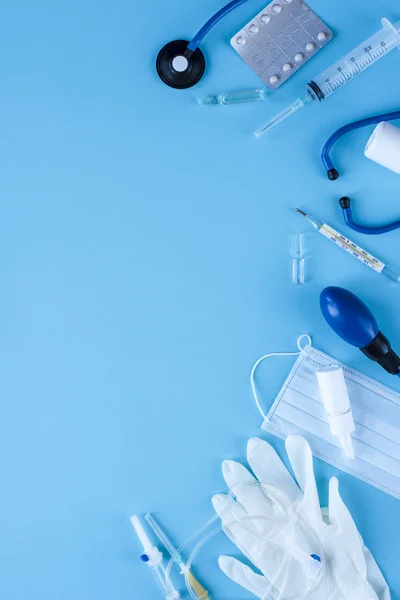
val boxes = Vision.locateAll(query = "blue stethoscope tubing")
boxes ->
[321,110,400,179]
[340,197,400,235]
[156,0,249,89]
[321,109,400,235]
[187,0,249,52]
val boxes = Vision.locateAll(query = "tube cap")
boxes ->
[364,121,400,175]
[317,366,351,414]
[317,367,355,459]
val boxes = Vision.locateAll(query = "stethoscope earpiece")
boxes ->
[156,40,205,89]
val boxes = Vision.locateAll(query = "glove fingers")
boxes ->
[213,494,311,592]
[247,438,301,505]
[212,493,262,565]
[362,546,390,600]
[285,435,322,530]
[218,555,271,598]
[222,460,276,536]
[328,477,366,576]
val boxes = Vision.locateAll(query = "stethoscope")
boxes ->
[321,109,400,234]
[157,4,400,233]
[156,0,249,89]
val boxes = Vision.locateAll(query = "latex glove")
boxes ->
[212,435,390,600]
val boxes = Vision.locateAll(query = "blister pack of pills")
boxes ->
[231,0,332,89]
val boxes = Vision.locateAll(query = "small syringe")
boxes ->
[199,88,267,105]
[255,17,400,136]
[296,208,400,283]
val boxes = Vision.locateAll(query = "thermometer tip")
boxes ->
[295,208,307,217]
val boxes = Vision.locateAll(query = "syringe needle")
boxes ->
[255,96,310,137]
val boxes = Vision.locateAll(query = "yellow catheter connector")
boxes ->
[145,513,209,599]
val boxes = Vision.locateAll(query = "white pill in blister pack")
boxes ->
[231,0,333,90]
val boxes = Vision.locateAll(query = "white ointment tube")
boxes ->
[317,366,355,460]
[364,121,400,174]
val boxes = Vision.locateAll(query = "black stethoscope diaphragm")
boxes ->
[156,0,249,89]
[156,40,205,90]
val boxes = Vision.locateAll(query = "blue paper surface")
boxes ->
[1,0,400,598]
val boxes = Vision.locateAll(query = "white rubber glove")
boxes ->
[212,435,390,600]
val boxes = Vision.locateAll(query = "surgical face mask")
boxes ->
[251,336,400,500]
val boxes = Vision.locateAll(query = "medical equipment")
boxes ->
[340,197,400,235]
[231,0,332,89]
[317,366,355,460]
[365,121,400,174]
[199,88,268,105]
[321,110,400,180]
[255,17,400,137]
[213,435,389,598]
[130,515,180,600]
[292,233,305,285]
[320,286,400,376]
[156,0,249,89]
[252,336,400,501]
[296,208,400,283]
[144,514,209,600]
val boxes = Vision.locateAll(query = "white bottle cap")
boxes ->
[317,367,355,459]
[364,121,400,175]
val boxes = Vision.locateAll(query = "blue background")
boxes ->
[1,0,400,598]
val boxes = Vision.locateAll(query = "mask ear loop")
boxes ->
[250,335,312,420]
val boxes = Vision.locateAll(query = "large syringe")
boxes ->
[255,18,400,137]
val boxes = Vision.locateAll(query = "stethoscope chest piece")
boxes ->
[156,40,205,89]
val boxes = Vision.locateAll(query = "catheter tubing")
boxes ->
[187,0,249,51]
[321,110,400,179]
[340,197,400,235]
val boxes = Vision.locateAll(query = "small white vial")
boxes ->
[294,52,304,62]
[317,31,327,42]
[261,13,271,23]
[249,24,259,34]
[306,42,315,52]
[269,74,279,84]
[272,4,282,13]
[236,36,246,46]
[283,62,292,72]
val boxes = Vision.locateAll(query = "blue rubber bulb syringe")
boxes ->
[320,287,400,376]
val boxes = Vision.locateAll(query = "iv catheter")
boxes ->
[145,514,209,600]
[339,197,400,235]
[156,0,249,89]
[321,286,400,376]
[255,17,400,137]
[296,208,400,283]
[130,515,180,600]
